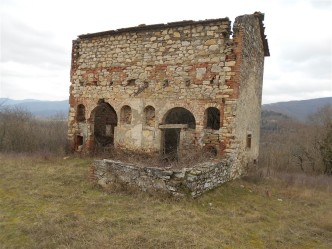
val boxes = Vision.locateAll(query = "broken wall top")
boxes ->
[76,12,269,56]
[78,17,231,39]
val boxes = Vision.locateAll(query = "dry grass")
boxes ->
[96,147,218,169]
[0,153,331,249]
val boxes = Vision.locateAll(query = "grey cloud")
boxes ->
[279,0,331,9]
[280,40,331,79]
[1,14,70,69]
[282,40,330,62]
[263,78,331,96]
[310,0,331,9]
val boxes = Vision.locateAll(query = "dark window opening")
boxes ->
[205,107,220,130]
[204,145,218,157]
[247,134,252,149]
[76,135,83,150]
[127,79,136,86]
[76,104,86,122]
[185,79,191,86]
[120,105,132,124]
[210,75,216,84]
[144,106,155,126]
[163,79,169,87]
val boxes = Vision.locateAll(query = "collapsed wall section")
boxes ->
[228,12,269,177]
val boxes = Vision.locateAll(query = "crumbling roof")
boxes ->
[253,12,270,56]
[77,13,269,57]
[78,18,230,39]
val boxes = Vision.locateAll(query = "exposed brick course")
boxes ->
[69,12,269,195]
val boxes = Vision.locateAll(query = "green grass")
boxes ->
[0,153,331,249]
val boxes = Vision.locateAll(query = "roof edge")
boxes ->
[78,17,230,39]
[253,12,270,57]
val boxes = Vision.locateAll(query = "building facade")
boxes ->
[68,12,269,175]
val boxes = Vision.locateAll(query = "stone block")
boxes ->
[205,39,217,45]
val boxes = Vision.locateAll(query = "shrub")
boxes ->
[0,106,67,155]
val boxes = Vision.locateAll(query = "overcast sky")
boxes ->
[0,0,331,104]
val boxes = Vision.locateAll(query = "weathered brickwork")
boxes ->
[69,12,269,195]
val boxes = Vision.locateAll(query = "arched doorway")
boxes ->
[161,107,196,160]
[91,102,117,147]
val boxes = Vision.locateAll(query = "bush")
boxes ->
[0,106,67,155]
[259,105,332,175]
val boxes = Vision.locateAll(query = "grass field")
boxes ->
[0,153,331,249]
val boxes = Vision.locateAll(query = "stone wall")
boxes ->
[229,13,269,177]
[91,158,234,197]
[68,17,239,155]
[69,13,269,195]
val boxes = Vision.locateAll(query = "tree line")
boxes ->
[1,102,331,175]
[0,105,67,155]
[259,105,332,175]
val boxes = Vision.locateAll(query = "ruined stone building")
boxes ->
[68,12,269,196]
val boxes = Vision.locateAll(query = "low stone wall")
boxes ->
[91,159,233,197]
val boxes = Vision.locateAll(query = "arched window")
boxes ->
[144,106,155,126]
[120,105,132,124]
[76,104,86,122]
[205,107,220,130]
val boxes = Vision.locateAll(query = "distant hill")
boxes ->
[0,98,69,118]
[262,97,332,122]
[1,97,331,121]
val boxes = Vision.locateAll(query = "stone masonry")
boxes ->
[68,12,269,196]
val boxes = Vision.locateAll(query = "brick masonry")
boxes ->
[69,12,269,196]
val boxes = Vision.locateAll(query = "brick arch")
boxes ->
[161,107,197,160]
[162,107,196,129]
[90,102,118,147]
[159,104,198,127]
